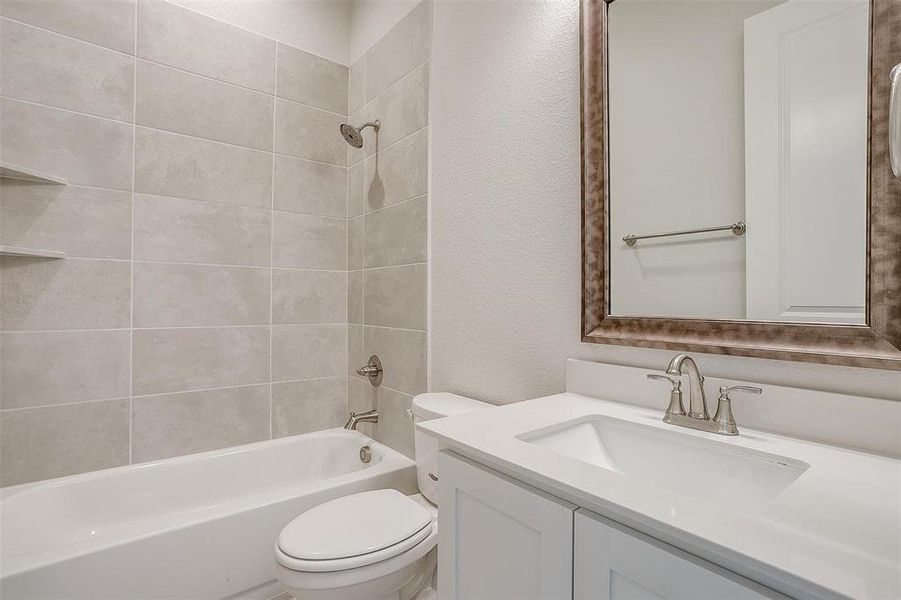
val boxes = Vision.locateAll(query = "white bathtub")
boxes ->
[0,429,417,600]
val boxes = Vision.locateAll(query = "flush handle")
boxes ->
[428,472,438,482]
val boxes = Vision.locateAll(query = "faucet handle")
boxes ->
[719,385,762,399]
[712,385,762,435]
[647,373,685,419]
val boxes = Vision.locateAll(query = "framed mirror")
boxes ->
[581,0,901,369]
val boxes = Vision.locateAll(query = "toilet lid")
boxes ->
[278,489,432,562]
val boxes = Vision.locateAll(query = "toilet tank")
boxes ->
[412,393,492,504]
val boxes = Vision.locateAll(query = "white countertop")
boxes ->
[419,393,901,600]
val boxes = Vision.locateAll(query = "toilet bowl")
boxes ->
[274,393,491,600]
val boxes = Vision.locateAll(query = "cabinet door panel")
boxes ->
[574,509,785,600]
[438,451,576,600]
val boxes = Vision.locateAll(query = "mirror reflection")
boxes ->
[607,0,869,324]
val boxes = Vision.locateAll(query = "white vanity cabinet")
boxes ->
[439,451,786,600]
[574,509,784,600]
[437,452,576,599]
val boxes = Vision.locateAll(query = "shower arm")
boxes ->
[359,120,381,133]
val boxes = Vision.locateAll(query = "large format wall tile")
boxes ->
[1,18,134,121]
[133,193,271,266]
[136,60,273,150]
[276,43,347,114]
[132,384,270,462]
[132,327,270,395]
[372,386,414,457]
[359,63,429,158]
[0,0,135,54]
[0,330,130,410]
[347,158,363,218]
[347,216,363,271]
[0,98,133,190]
[364,0,431,102]
[364,196,427,268]
[0,258,130,330]
[0,399,129,487]
[274,155,346,218]
[134,263,270,327]
[272,377,346,437]
[272,269,346,324]
[348,271,363,324]
[134,128,272,208]
[362,326,427,395]
[361,127,428,212]
[348,59,364,115]
[0,182,131,259]
[364,264,427,330]
[272,212,346,270]
[137,0,275,93]
[271,324,346,382]
[348,324,363,377]
[275,99,346,166]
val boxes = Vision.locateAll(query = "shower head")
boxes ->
[339,120,380,149]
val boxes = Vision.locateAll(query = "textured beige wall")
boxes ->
[0,0,352,487]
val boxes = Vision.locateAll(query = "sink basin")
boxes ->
[519,415,809,510]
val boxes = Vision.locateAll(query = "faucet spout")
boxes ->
[344,409,378,431]
[665,354,708,420]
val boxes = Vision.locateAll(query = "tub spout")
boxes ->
[344,409,378,430]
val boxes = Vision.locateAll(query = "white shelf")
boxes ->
[0,245,67,259]
[0,162,69,185]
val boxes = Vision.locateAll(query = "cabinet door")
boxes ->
[574,509,785,600]
[438,451,576,600]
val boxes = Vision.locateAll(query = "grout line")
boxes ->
[0,15,136,58]
[271,375,347,386]
[1,95,134,126]
[1,323,350,335]
[136,56,273,97]
[270,208,346,221]
[276,94,348,119]
[0,397,130,415]
[272,150,347,168]
[36,256,348,273]
[362,261,428,271]
[361,323,427,334]
[129,5,138,466]
[269,47,277,441]
[132,191,273,213]
[360,192,428,218]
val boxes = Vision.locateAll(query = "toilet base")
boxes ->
[278,547,436,600]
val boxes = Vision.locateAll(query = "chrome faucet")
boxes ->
[647,354,762,436]
[666,354,708,419]
[344,409,378,430]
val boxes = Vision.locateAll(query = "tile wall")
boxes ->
[346,1,431,458]
[0,0,351,486]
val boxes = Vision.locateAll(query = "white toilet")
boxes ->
[274,393,491,600]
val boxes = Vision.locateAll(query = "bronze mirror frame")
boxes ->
[581,0,901,370]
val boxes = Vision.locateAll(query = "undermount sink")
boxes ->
[518,415,809,510]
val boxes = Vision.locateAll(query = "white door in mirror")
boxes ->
[744,0,868,323]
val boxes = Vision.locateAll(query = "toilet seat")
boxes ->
[277,489,435,573]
